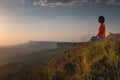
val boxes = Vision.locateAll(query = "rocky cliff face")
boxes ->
[57,42,81,49]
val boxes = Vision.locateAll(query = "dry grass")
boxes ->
[41,33,120,80]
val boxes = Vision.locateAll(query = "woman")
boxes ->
[91,16,106,41]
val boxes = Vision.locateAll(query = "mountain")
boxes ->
[0,41,81,65]
[0,41,57,65]
[0,41,80,80]
[0,33,120,80]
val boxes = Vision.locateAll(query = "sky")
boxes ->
[0,0,120,46]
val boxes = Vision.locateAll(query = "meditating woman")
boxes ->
[91,16,106,41]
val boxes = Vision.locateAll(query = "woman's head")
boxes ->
[98,16,105,23]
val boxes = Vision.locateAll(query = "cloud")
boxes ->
[32,0,89,6]
[0,0,26,7]
[107,0,120,5]
[95,0,120,5]
[107,0,116,4]
[96,0,101,3]
[33,0,120,6]
[22,0,120,7]
[33,0,49,6]
[1,0,120,7]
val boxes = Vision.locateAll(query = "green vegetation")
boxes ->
[0,33,120,80]
[41,33,120,80]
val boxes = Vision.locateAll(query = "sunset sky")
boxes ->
[0,0,120,46]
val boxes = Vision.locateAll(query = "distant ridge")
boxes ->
[0,41,81,65]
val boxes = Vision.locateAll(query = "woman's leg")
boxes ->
[91,37,104,41]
